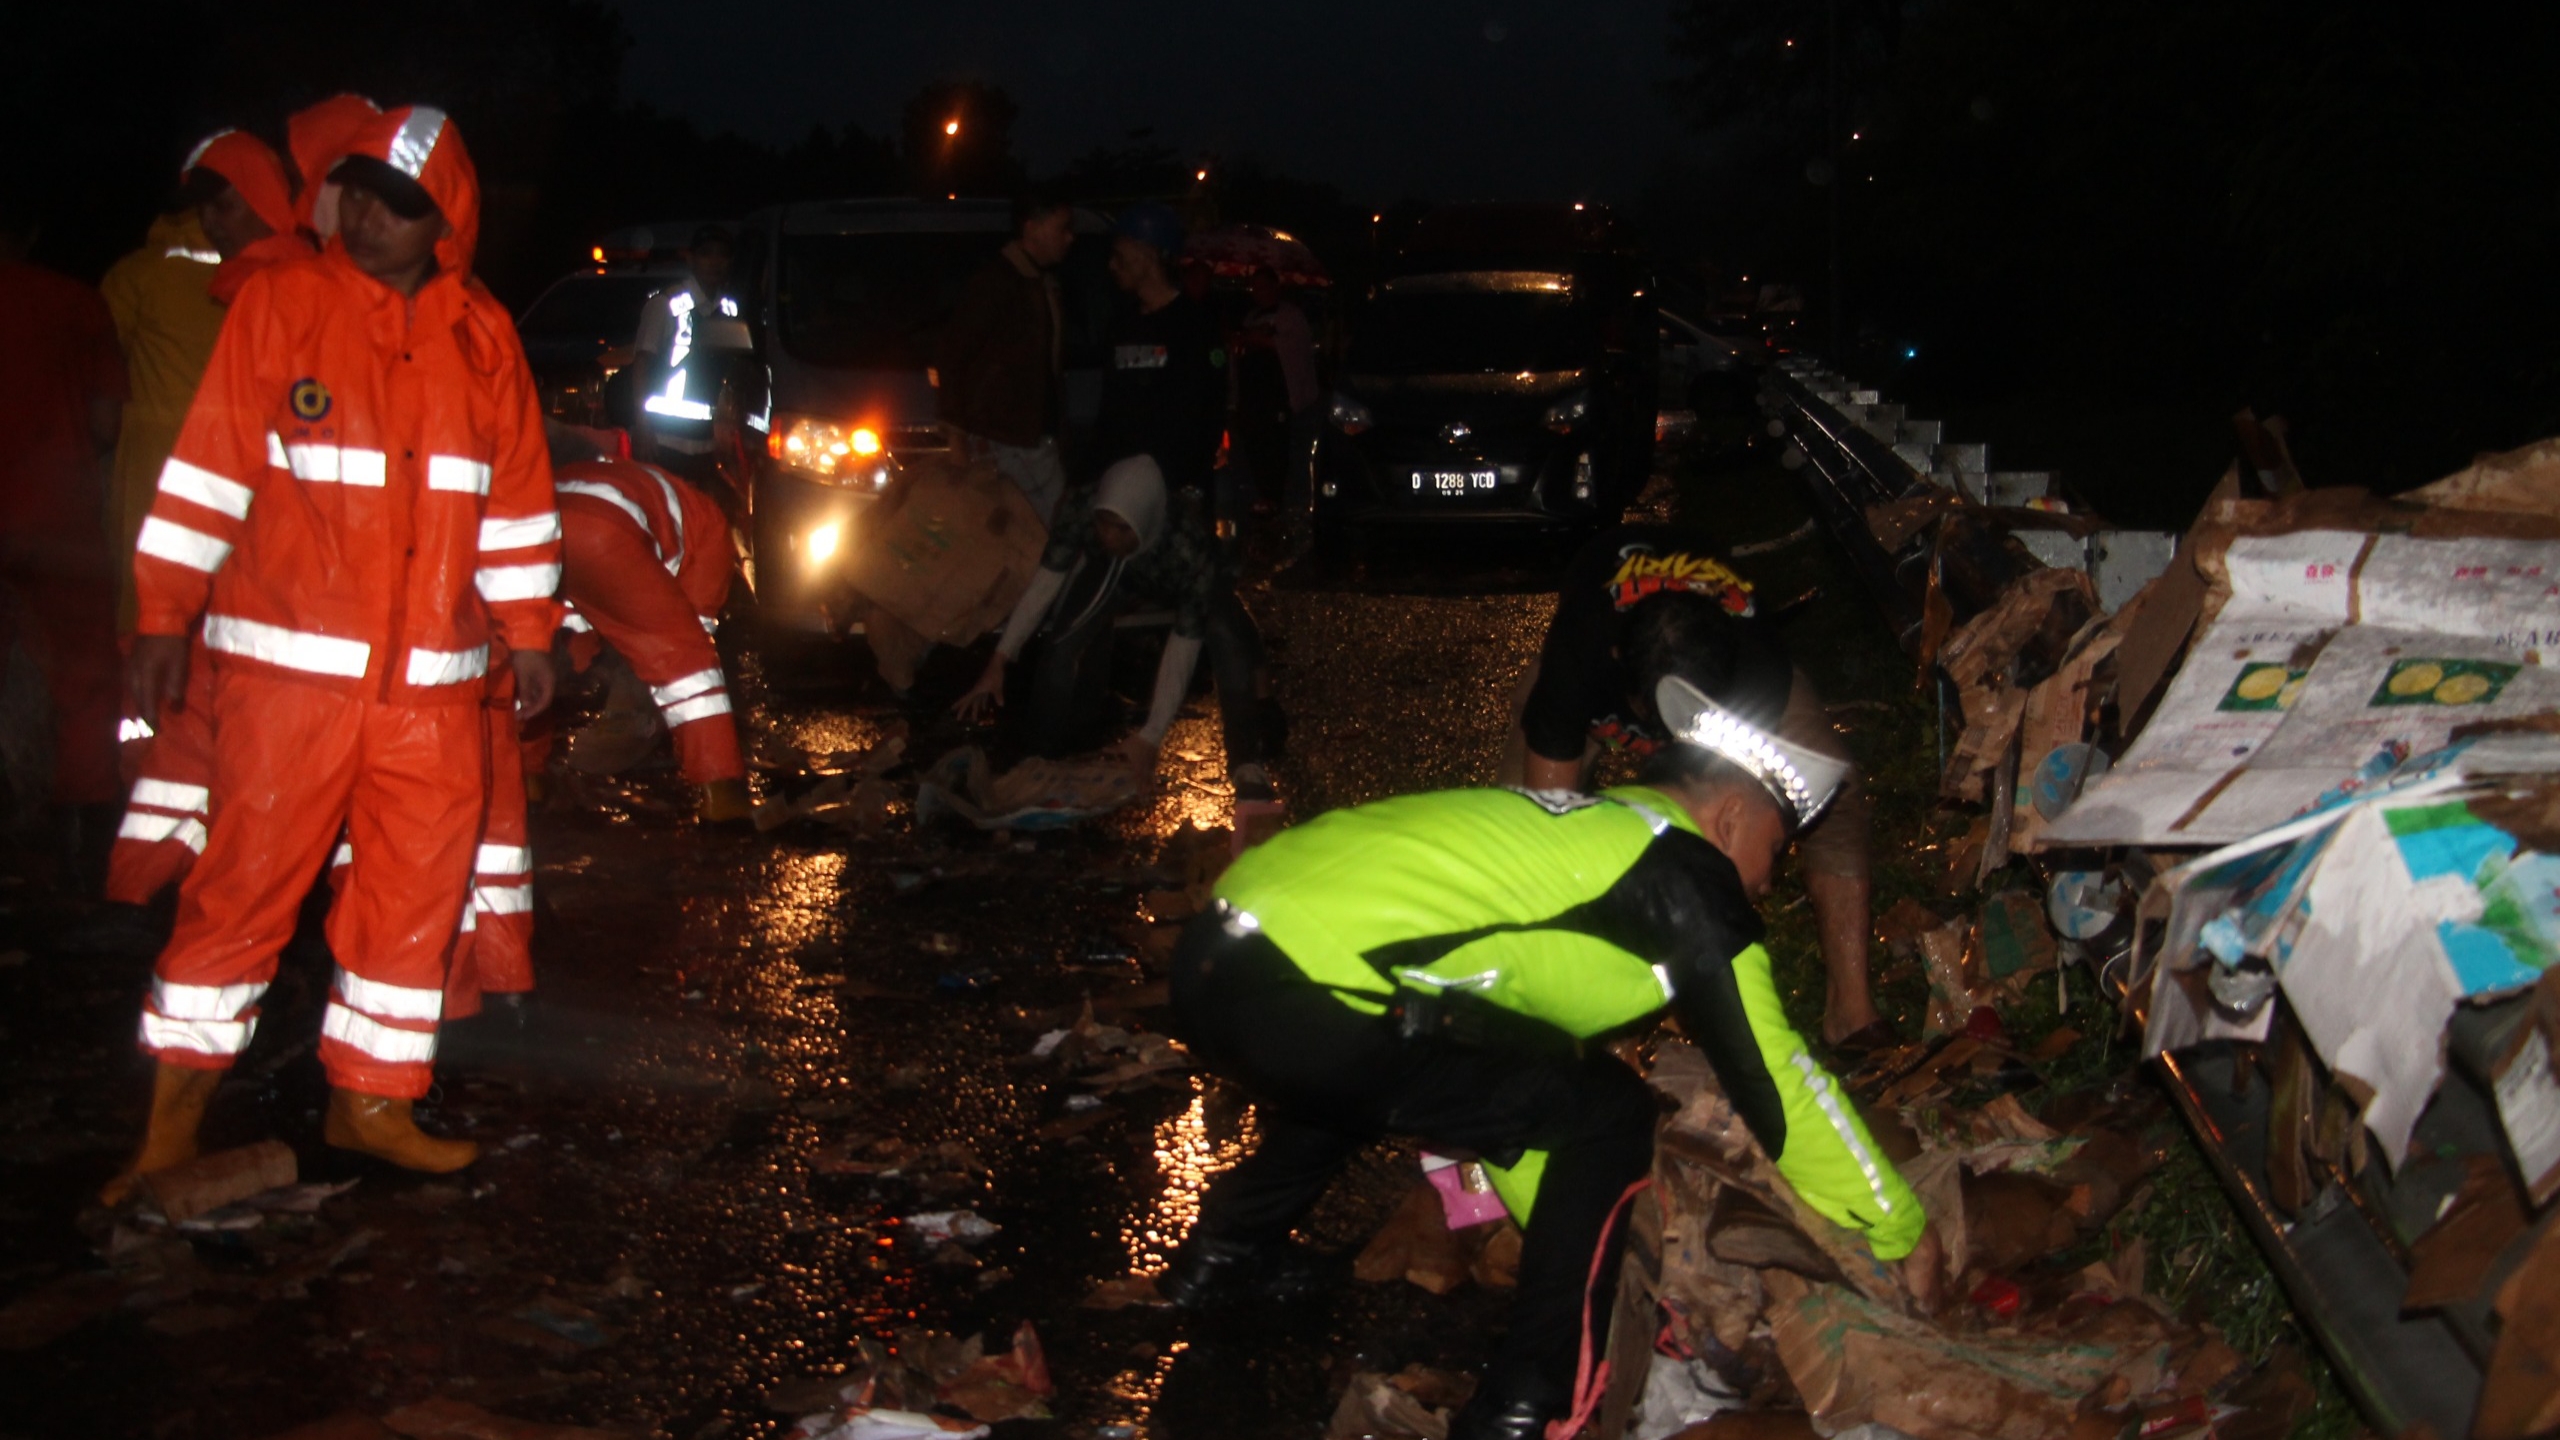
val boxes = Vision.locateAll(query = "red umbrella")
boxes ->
[1184,224,1330,287]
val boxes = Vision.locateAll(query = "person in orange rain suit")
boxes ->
[288,94,383,238]
[536,428,748,822]
[103,104,562,1203]
[0,203,128,867]
[105,133,312,911]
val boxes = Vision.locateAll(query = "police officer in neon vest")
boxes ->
[1163,610,1940,1440]
[632,224,748,485]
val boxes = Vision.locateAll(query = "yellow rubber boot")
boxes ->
[99,1061,224,1206]
[698,777,753,824]
[322,1090,479,1173]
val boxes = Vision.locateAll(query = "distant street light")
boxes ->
[944,119,961,136]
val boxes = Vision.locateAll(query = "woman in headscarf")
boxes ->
[954,455,1279,799]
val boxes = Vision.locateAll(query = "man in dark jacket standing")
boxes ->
[1094,201,1223,497]
[936,188,1074,524]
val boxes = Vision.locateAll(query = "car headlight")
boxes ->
[769,413,890,487]
[1328,392,1373,436]
[805,521,844,567]
[1544,391,1591,434]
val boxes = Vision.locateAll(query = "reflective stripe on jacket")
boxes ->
[551,457,731,626]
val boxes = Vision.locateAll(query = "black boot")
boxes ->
[1450,1396,1565,1440]
[1450,1373,1570,1440]
[1158,1234,1332,1309]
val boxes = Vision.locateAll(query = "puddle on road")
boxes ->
[1121,1077,1259,1276]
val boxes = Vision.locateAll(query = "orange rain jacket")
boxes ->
[132,105,562,701]
[550,456,742,783]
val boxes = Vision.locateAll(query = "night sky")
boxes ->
[610,0,1696,202]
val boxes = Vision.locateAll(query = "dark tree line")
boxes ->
[6,3,1383,318]
[1661,0,2560,515]
[2,3,1032,307]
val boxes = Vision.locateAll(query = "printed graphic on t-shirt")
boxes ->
[1114,345,1170,370]
[1605,544,1756,616]
[1591,714,1667,756]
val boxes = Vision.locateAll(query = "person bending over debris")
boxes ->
[1164,610,1936,1440]
[540,425,749,823]
[952,454,1280,800]
[1502,524,1888,1051]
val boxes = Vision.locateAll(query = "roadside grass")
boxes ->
[1669,441,2363,1440]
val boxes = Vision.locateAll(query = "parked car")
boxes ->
[1311,203,1657,557]
[726,198,1116,631]
[514,262,687,427]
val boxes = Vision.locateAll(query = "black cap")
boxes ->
[328,154,439,222]
[690,223,735,251]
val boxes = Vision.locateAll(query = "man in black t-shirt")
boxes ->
[1093,201,1224,495]
[1500,525,1889,1049]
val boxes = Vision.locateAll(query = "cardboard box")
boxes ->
[844,455,1048,647]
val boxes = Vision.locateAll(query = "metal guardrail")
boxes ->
[1757,357,2180,645]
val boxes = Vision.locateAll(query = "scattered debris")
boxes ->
[1079,1275,1169,1311]
[378,1396,629,1439]
[1323,1365,1476,1440]
[912,747,1141,830]
[903,1211,999,1247]
[782,1323,1053,1438]
[142,1139,298,1223]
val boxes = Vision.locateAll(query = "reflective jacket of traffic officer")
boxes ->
[130,104,561,1099]
[1211,785,1923,1246]
[632,254,742,459]
[1173,752,1923,1432]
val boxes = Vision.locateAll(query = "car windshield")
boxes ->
[517,275,664,345]
[1348,271,1600,375]
[776,231,1007,369]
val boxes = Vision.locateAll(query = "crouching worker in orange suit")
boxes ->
[530,425,748,823]
[103,105,561,1203]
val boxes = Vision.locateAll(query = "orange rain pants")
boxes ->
[140,670,484,1098]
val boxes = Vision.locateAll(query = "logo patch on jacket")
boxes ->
[289,378,333,422]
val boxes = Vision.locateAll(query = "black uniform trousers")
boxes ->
[1168,910,1657,1403]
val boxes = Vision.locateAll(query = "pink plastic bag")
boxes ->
[1421,1152,1509,1229]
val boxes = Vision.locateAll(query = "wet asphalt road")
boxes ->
[0,514,1630,1438]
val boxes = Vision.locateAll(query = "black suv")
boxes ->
[1312,203,1657,552]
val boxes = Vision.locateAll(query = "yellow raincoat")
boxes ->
[100,212,224,630]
